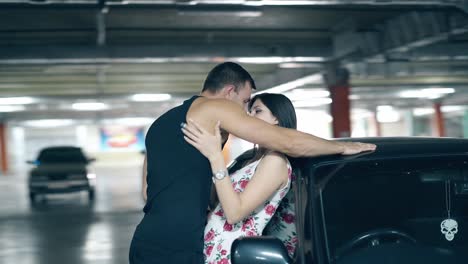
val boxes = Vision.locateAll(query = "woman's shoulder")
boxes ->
[263,150,288,162]
[260,151,290,168]
[257,151,291,186]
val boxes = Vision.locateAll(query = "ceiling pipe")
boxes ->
[340,11,468,76]
[96,0,107,46]
[0,0,459,8]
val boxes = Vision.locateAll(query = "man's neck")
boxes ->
[200,91,224,99]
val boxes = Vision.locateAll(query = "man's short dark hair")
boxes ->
[202,62,256,93]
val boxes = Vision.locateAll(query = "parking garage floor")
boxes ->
[0,166,145,264]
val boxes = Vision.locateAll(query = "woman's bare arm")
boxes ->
[182,119,289,224]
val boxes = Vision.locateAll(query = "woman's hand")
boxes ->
[181,119,223,162]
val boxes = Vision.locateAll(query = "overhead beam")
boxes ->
[384,43,468,62]
[254,67,322,92]
[0,43,331,64]
[333,11,468,61]
[348,60,468,79]
[0,0,463,8]
[351,75,468,86]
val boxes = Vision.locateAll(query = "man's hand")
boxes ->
[339,142,376,155]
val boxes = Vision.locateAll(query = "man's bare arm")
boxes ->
[202,99,375,157]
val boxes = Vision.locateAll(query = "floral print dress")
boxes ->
[264,184,298,258]
[203,156,292,264]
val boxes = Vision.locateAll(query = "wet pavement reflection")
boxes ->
[0,166,145,264]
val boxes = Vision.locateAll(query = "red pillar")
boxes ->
[433,102,446,137]
[0,123,7,174]
[325,67,351,138]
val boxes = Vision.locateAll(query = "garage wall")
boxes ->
[8,124,146,174]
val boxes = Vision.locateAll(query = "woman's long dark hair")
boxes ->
[249,93,297,130]
[247,93,297,163]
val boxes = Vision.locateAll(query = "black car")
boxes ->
[27,146,96,203]
[231,137,468,264]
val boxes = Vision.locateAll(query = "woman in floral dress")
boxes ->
[264,186,298,258]
[182,93,298,263]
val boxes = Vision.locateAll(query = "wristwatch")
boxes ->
[212,169,228,183]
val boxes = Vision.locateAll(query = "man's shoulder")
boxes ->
[193,97,237,113]
[188,97,245,126]
[199,97,232,106]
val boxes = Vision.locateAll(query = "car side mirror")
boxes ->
[231,236,291,264]
[87,158,96,163]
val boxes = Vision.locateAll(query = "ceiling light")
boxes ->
[0,105,25,112]
[257,73,323,94]
[442,106,465,112]
[399,88,455,99]
[0,97,35,105]
[102,117,155,126]
[426,94,443,100]
[131,93,172,102]
[285,89,330,101]
[424,88,455,94]
[237,57,287,64]
[245,0,323,6]
[236,57,325,64]
[413,108,435,116]
[22,119,74,128]
[377,105,394,111]
[279,62,320,69]
[399,90,424,98]
[292,98,332,108]
[72,102,108,111]
[177,5,262,17]
[179,10,262,17]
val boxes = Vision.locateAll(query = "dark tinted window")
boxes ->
[315,155,468,259]
[38,147,87,164]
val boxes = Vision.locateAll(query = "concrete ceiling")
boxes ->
[1,0,468,121]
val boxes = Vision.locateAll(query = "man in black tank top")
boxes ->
[129,62,376,264]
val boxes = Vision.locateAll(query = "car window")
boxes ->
[315,155,468,261]
[37,148,88,164]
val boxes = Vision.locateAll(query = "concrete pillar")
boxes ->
[372,109,382,137]
[324,66,351,138]
[404,110,415,136]
[463,110,468,138]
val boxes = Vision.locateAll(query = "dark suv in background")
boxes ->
[27,146,96,203]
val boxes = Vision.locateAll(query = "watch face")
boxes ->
[214,170,227,180]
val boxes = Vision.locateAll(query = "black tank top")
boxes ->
[133,96,212,251]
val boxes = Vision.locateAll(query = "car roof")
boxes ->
[39,146,82,152]
[296,137,468,168]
